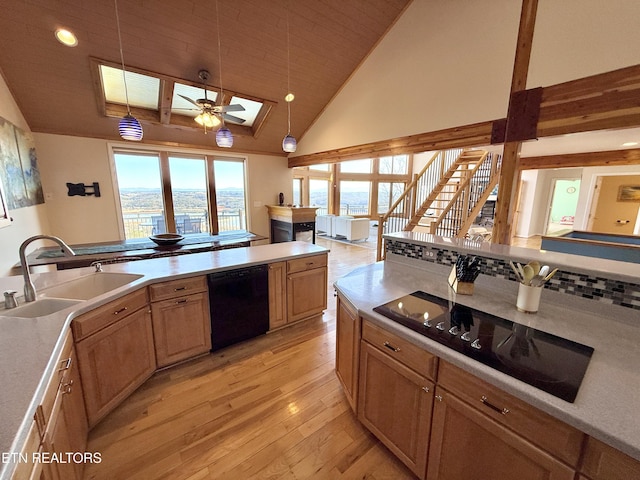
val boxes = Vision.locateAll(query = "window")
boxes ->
[309,164,330,171]
[310,179,330,215]
[341,159,372,173]
[292,178,303,206]
[168,156,208,235]
[214,159,247,232]
[340,181,370,216]
[378,182,405,214]
[113,149,247,239]
[379,155,409,174]
[113,152,166,238]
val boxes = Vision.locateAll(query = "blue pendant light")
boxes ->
[282,6,297,153]
[214,0,233,149]
[114,0,143,141]
[215,126,233,148]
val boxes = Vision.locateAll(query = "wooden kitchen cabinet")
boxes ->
[151,276,211,368]
[268,261,287,330]
[580,436,640,480]
[74,289,155,427]
[358,326,435,479]
[286,254,327,323]
[427,387,575,480]
[335,294,360,412]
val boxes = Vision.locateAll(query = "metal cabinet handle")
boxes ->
[174,286,187,291]
[435,395,443,402]
[176,299,188,304]
[58,357,72,372]
[383,341,401,352]
[422,386,430,393]
[114,306,128,315]
[481,396,510,415]
[62,380,74,394]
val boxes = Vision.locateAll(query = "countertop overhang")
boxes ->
[0,241,327,479]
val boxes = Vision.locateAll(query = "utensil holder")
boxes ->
[448,266,474,295]
[516,283,542,313]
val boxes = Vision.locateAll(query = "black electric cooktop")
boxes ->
[373,291,594,403]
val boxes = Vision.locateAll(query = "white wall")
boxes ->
[295,0,640,158]
[32,134,291,246]
[527,0,640,88]
[0,73,51,276]
[294,0,521,156]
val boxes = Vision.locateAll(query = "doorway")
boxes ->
[545,179,581,235]
[588,175,640,235]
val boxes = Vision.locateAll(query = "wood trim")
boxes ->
[159,79,174,125]
[520,148,640,170]
[288,120,496,167]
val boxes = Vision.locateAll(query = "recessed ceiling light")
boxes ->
[55,28,78,47]
[622,142,638,147]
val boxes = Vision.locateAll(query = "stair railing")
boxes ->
[429,152,501,237]
[376,148,462,261]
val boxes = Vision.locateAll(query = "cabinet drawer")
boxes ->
[362,320,437,381]
[287,254,327,274]
[72,288,148,341]
[34,330,74,438]
[438,360,584,467]
[581,436,640,480]
[149,275,207,302]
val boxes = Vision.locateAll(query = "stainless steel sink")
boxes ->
[0,298,82,318]
[37,272,144,300]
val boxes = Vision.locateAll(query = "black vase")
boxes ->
[278,192,284,206]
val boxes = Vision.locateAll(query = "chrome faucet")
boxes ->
[19,235,75,302]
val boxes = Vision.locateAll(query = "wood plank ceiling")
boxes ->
[0,0,410,156]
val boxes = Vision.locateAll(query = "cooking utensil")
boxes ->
[544,268,558,282]
[516,262,526,281]
[522,264,534,286]
[528,260,541,276]
[538,265,549,278]
[509,261,523,283]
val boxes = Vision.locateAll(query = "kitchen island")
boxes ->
[334,231,640,479]
[0,241,327,480]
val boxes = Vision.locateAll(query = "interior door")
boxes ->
[589,175,640,234]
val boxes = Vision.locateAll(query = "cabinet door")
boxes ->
[59,346,88,480]
[151,291,211,367]
[286,267,327,322]
[580,436,640,480]
[268,261,287,330]
[358,341,433,479]
[335,295,360,412]
[76,307,156,427]
[427,388,575,480]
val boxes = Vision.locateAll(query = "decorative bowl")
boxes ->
[149,234,184,246]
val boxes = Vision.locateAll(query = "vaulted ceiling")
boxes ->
[0,0,410,155]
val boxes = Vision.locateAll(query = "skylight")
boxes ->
[100,65,159,109]
[94,59,274,137]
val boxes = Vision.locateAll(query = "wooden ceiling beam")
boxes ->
[288,120,496,167]
[520,148,640,170]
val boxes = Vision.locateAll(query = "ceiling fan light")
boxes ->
[195,112,220,128]
[282,134,297,153]
[216,127,233,148]
[119,114,143,141]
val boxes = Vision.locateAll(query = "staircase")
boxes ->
[376,148,502,260]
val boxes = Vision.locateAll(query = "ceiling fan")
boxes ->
[177,70,245,130]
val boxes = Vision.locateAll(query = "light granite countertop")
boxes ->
[0,241,328,480]
[334,252,640,462]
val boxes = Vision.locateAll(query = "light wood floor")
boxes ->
[83,239,416,480]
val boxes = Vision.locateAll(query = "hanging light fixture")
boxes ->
[114,0,143,141]
[214,0,233,148]
[282,5,297,153]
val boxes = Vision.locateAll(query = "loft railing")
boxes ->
[376,148,462,261]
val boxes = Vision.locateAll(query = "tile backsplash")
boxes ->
[386,239,640,311]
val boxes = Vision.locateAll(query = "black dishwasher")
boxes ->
[207,265,270,351]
